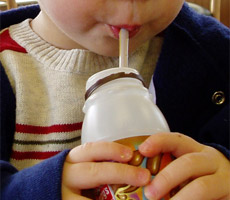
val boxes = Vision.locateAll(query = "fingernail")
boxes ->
[144,186,157,200]
[139,143,151,153]
[140,136,155,153]
[120,148,133,160]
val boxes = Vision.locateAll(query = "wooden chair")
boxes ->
[210,0,221,20]
[187,0,221,20]
[0,0,17,9]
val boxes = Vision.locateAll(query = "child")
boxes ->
[0,0,229,199]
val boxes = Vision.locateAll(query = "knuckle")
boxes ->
[180,154,195,166]
[88,162,100,177]
[120,164,141,185]
[179,154,196,172]
[173,132,184,137]
[157,169,172,187]
[121,163,134,177]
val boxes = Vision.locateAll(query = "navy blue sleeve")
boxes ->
[200,105,230,159]
[1,150,70,200]
[0,4,40,30]
[0,63,15,161]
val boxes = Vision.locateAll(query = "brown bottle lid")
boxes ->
[85,72,147,100]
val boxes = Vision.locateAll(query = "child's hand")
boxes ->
[62,141,151,200]
[139,132,230,200]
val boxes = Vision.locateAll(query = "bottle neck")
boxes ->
[85,72,147,100]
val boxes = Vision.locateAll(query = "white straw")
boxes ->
[119,29,129,68]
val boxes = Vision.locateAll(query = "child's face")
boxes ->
[37,0,184,56]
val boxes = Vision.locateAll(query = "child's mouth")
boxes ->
[109,25,141,39]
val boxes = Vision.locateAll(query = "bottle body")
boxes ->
[82,68,170,143]
[81,68,172,200]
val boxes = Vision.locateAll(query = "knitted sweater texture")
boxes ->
[1,18,162,170]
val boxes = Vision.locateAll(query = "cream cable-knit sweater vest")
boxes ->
[0,19,163,170]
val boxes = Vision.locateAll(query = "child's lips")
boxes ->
[109,25,141,39]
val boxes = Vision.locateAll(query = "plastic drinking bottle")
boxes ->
[81,67,175,200]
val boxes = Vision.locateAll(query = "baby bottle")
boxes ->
[81,67,174,200]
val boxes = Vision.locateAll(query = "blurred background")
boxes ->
[187,0,229,27]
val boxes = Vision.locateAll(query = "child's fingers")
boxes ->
[63,161,151,189]
[139,132,204,158]
[141,134,230,200]
[66,141,133,163]
[144,151,217,199]
[170,174,229,200]
[63,142,150,198]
